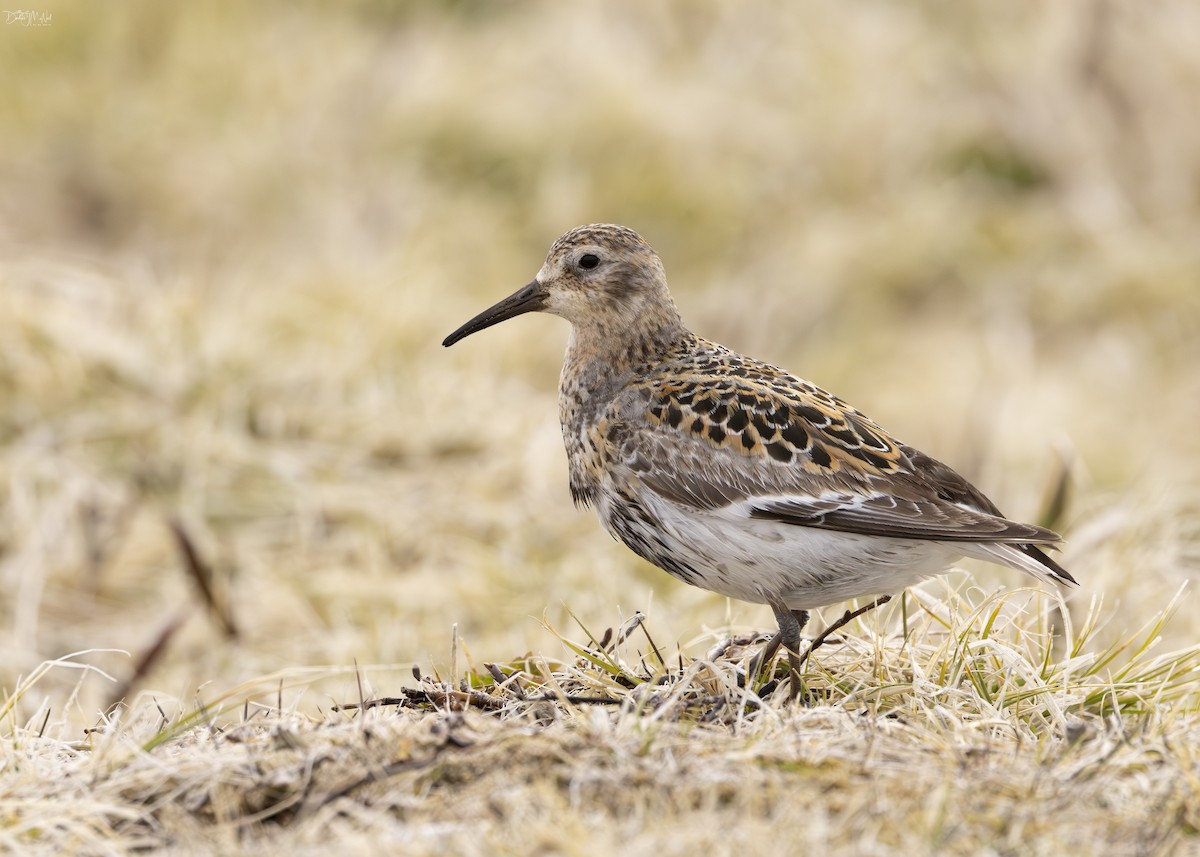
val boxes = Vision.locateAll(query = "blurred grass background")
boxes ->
[1,0,1199,724]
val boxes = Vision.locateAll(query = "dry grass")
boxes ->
[2,1,1200,853]
[4,587,1200,855]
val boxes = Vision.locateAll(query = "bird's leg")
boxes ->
[750,602,809,699]
[743,596,892,694]
[796,594,893,671]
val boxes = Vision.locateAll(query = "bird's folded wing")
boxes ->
[606,378,1061,546]
[744,494,1060,544]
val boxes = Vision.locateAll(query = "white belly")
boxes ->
[600,488,965,610]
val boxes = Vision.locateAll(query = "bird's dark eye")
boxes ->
[579,254,600,270]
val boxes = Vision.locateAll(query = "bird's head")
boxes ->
[442,224,681,348]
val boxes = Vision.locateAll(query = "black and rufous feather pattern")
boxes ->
[599,336,1065,548]
[637,339,901,474]
[445,223,1075,621]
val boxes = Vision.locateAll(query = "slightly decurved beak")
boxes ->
[442,280,548,347]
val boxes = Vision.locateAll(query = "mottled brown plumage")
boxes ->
[444,224,1075,694]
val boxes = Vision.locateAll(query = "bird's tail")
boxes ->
[961,541,1077,587]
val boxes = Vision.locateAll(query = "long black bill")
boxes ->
[442,280,548,347]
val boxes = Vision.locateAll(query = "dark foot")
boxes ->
[762,602,809,700]
[744,594,895,698]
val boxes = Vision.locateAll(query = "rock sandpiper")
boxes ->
[443,224,1075,693]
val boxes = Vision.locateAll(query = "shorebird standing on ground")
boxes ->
[443,224,1075,696]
